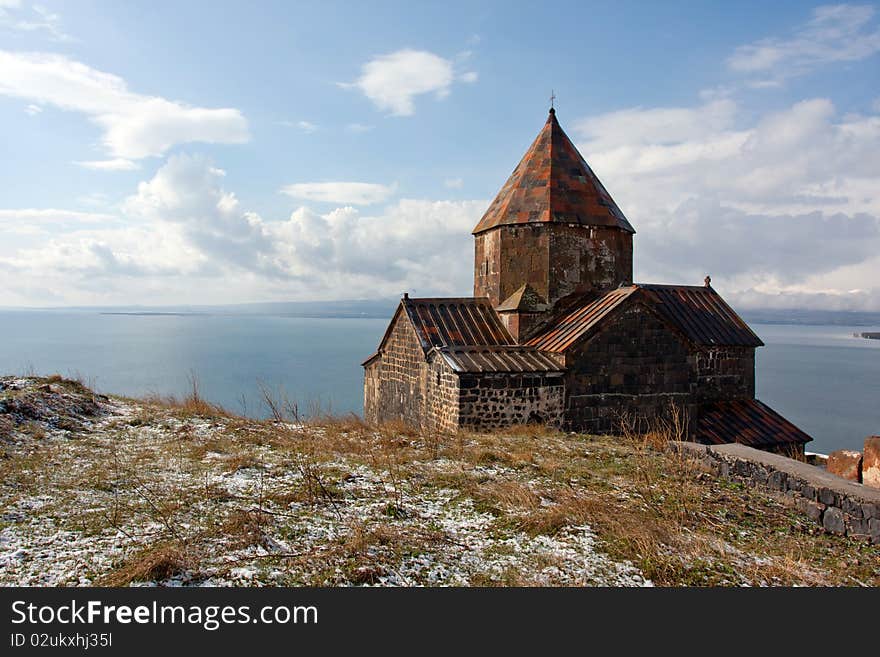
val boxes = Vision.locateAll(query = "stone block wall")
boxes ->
[558,303,757,436]
[562,304,696,434]
[673,441,880,544]
[423,356,460,433]
[474,224,632,308]
[363,313,427,428]
[694,346,755,400]
[547,224,632,303]
[458,372,564,430]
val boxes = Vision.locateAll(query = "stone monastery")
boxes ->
[363,108,812,454]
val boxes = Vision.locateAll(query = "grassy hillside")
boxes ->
[1,375,877,586]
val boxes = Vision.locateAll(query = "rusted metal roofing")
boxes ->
[639,284,763,348]
[437,346,564,374]
[697,399,812,447]
[402,297,514,351]
[527,283,762,353]
[472,109,634,235]
[526,286,637,352]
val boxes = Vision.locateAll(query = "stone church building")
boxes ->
[363,108,812,454]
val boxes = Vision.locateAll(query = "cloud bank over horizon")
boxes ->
[1,3,879,312]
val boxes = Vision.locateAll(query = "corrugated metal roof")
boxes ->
[697,399,812,447]
[403,297,514,351]
[639,284,763,348]
[437,346,564,374]
[526,283,762,353]
[472,109,634,235]
[526,286,637,352]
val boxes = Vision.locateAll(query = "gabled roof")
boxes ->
[472,108,635,235]
[525,286,637,352]
[496,283,550,313]
[435,346,564,374]
[638,284,763,348]
[526,284,763,353]
[369,296,513,362]
[402,297,513,351]
[366,296,563,373]
[697,399,812,447]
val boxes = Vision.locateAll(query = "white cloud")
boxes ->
[727,4,880,80]
[572,96,880,309]
[344,49,457,116]
[24,103,41,115]
[444,177,464,189]
[345,122,373,133]
[76,193,111,207]
[0,51,249,159]
[0,3,72,41]
[280,182,396,205]
[279,120,318,133]
[0,208,116,224]
[269,198,485,298]
[0,154,486,305]
[459,71,478,83]
[73,158,139,171]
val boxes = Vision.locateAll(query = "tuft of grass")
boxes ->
[98,543,191,587]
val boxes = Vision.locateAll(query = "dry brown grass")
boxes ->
[5,377,878,587]
[142,373,231,420]
[98,543,191,587]
[221,509,269,549]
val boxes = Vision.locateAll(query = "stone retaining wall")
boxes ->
[672,441,880,544]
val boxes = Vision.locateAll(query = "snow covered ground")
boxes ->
[0,377,650,587]
[2,376,876,587]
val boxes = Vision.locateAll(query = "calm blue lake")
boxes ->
[0,311,877,454]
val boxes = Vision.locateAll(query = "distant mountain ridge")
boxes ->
[740,308,880,327]
[3,300,880,326]
[4,298,401,319]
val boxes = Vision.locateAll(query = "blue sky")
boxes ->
[1,1,879,309]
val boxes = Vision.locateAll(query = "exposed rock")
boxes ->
[822,507,846,535]
[863,436,880,489]
[827,449,862,482]
[0,414,13,441]
[0,376,107,435]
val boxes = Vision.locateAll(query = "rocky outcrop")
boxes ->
[0,376,108,439]
[827,449,863,482]
[864,437,880,489]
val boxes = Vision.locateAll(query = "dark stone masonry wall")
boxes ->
[474,224,633,308]
[559,304,757,435]
[474,225,549,307]
[694,346,755,400]
[458,373,564,430]
[562,304,696,434]
[675,441,880,544]
[547,224,632,303]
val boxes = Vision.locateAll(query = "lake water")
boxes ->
[0,311,877,454]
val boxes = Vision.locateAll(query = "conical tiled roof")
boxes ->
[472,108,634,235]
